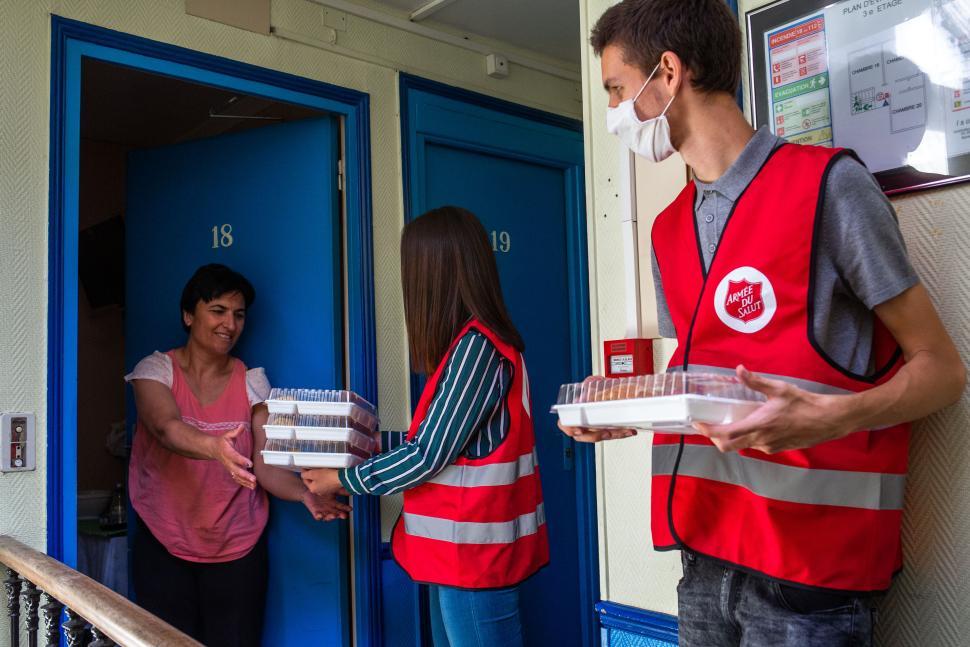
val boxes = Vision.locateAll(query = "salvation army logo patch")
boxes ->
[713,266,777,333]
[724,280,763,323]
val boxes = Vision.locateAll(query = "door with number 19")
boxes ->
[400,77,595,647]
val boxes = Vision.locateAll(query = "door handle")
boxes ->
[562,436,575,471]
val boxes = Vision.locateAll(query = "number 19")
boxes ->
[490,230,511,253]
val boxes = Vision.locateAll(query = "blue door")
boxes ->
[401,77,595,647]
[125,118,349,645]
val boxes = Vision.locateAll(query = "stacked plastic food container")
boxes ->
[261,388,379,469]
[552,373,764,433]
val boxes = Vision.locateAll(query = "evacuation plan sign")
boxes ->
[757,0,970,184]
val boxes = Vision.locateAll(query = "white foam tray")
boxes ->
[261,450,366,470]
[265,400,378,429]
[263,423,378,447]
[553,394,761,434]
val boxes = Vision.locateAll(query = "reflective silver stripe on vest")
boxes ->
[403,503,546,544]
[428,450,538,488]
[653,444,905,511]
[668,364,853,396]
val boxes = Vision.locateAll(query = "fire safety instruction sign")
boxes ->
[761,0,970,175]
[767,15,833,146]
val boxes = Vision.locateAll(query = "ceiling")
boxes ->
[370,0,582,64]
[80,0,583,147]
[81,59,324,148]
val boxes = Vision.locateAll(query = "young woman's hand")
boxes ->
[556,375,637,443]
[301,467,350,497]
[558,421,637,443]
[301,489,353,521]
[207,424,257,489]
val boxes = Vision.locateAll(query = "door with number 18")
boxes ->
[125,117,350,646]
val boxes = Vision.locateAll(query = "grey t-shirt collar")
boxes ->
[693,126,781,209]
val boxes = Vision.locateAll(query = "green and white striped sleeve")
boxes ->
[338,330,511,496]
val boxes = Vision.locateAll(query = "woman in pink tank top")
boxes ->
[126,264,350,647]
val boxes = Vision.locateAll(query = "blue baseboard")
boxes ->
[596,601,678,646]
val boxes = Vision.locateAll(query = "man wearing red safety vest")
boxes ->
[560,1,966,645]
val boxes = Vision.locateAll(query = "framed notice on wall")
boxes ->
[747,0,970,194]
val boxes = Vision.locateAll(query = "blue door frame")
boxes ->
[399,74,599,646]
[48,16,383,645]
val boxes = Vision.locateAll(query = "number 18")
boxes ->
[212,224,234,249]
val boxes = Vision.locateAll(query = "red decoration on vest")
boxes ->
[651,143,910,592]
[391,320,549,588]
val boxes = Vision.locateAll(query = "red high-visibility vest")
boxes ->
[651,143,909,592]
[392,320,549,588]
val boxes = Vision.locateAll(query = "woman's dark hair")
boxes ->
[401,206,524,374]
[179,264,255,332]
[590,0,742,95]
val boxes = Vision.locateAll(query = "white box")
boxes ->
[553,395,762,434]
[261,451,366,470]
[552,373,764,434]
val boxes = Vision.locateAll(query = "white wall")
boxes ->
[579,0,683,615]
[0,0,55,557]
[0,0,579,641]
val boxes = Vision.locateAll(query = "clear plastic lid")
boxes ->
[267,388,376,414]
[263,437,373,460]
[266,413,373,435]
[555,373,766,406]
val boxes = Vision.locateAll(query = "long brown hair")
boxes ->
[401,206,524,374]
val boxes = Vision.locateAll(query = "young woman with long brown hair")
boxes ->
[302,206,548,646]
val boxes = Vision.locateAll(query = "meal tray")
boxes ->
[264,413,378,445]
[261,452,365,470]
[261,437,375,471]
[265,388,378,430]
[552,373,764,434]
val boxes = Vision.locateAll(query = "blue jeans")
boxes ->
[428,584,524,647]
[677,551,878,646]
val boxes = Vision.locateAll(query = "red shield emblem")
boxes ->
[723,279,764,323]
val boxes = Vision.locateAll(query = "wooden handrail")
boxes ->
[0,535,203,647]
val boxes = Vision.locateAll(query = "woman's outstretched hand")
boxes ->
[302,489,353,521]
[301,467,350,498]
[208,424,257,490]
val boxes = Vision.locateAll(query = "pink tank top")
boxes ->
[129,350,269,563]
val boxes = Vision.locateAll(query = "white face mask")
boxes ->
[606,63,677,163]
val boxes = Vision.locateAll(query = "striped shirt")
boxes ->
[339,331,513,496]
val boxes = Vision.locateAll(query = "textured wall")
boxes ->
[875,190,970,646]
[0,4,54,645]
[0,0,580,641]
[0,0,55,552]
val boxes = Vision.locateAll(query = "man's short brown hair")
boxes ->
[590,0,742,94]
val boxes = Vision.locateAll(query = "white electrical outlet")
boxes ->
[1,412,35,472]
